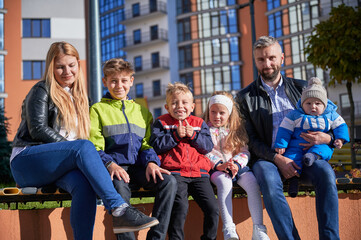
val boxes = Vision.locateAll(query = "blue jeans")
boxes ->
[252,159,339,240]
[11,140,126,240]
[114,166,177,240]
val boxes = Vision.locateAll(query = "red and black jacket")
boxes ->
[150,114,214,177]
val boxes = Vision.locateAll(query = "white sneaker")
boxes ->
[223,226,239,240]
[252,224,270,240]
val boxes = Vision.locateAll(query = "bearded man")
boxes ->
[236,36,339,240]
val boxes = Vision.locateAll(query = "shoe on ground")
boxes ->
[303,152,319,166]
[113,206,159,234]
[288,177,299,198]
[252,224,270,240]
[223,226,239,240]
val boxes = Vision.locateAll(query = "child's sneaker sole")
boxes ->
[113,219,159,234]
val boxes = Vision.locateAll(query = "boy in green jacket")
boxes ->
[89,58,177,240]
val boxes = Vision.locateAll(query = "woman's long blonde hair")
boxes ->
[44,42,90,139]
[203,91,248,156]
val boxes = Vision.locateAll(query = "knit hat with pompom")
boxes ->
[301,77,327,107]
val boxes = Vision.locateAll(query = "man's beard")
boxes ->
[259,66,281,82]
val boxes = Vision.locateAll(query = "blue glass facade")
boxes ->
[176,0,242,110]
[265,0,360,81]
[99,0,126,63]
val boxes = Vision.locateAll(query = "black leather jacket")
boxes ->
[12,80,66,147]
[236,75,307,166]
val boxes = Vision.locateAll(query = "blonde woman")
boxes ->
[10,42,158,240]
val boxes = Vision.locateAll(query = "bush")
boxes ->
[0,106,13,184]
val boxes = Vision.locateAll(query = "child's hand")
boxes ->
[184,119,194,138]
[177,120,186,138]
[107,163,130,183]
[275,148,285,154]
[226,161,239,179]
[216,162,228,172]
[334,139,344,149]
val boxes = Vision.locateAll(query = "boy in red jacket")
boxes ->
[150,82,219,240]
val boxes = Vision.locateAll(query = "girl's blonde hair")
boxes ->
[203,91,248,156]
[44,41,90,139]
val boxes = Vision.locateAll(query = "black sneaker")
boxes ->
[113,207,159,234]
[288,177,299,198]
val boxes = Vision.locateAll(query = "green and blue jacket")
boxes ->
[89,92,160,167]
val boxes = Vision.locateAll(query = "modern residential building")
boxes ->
[4,0,87,140]
[3,0,361,141]
[266,0,361,138]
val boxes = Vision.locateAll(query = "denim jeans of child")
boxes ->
[11,140,126,240]
[252,159,339,240]
[113,165,177,240]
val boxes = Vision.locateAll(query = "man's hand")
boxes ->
[184,119,194,138]
[146,162,171,183]
[299,131,331,150]
[274,154,301,179]
[177,120,186,138]
[107,163,130,183]
[275,148,285,154]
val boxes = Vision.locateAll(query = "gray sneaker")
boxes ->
[113,207,159,234]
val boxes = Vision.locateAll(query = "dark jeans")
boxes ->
[253,159,339,240]
[114,165,177,240]
[168,175,219,240]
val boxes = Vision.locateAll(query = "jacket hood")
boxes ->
[296,99,337,115]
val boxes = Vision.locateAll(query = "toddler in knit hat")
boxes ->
[274,77,350,197]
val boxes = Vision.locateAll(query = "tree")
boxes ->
[304,4,361,168]
[0,106,13,183]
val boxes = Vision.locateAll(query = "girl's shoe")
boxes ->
[252,224,270,240]
[223,226,239,240]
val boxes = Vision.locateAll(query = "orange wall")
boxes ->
[1,194,360,239]
[238,0,268,88]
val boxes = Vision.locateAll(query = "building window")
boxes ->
[150,25,158,40]
[177,18,191,42]
[180,72,193,93]
[153,80,161,97]
[150,0,157,12]
[134,56,142,71]
[135,83,143,98]
[133,29,141,44]
[132,3,140,17]
[179,45,192,69]
[23,60,46,80]
[153,107,162,120]
[22,19,50,38]
[151,52,160,68]
[176,0,191,15]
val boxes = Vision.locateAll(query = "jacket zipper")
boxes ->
[122,100,134,163]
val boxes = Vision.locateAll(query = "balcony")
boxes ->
[134,56,169,76]
[123,29,168,51]
[121,1,167,24]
